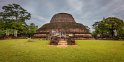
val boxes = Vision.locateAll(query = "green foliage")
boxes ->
[0,39,124,62]
[0,4,36,37]
[93,17,124,39]
[2,4,31,22]
[27,23,38,37]
[0,30,5,35]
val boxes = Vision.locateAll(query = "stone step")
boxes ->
[58,42,67,43]
[57,45,68,48]
[59,40,66,42]
[58,40,67,45]
[58,42,67,44]
[58,43,67,45]
[59,41,66,42]
[59,41,66,43]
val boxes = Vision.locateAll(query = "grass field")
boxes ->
[0,39,124,62]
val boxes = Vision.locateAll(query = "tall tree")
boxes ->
[0,4,31,37]
[2,4,31,22]
[92,17,124,39]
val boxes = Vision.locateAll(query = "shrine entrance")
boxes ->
[49,30,75,45]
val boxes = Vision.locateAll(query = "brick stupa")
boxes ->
[34,13,92,39]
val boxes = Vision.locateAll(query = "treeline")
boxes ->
[0,4,37,39]
[92,17,124,40]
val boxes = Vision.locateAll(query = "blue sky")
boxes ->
[0,0,124,31]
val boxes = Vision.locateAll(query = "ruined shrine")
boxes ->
[34,13,92,40]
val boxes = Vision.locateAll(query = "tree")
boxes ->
[2,4,31,22]
[27,23,38,38]
[0,4,31,37]
[92,17,124,39]
[0,17,5,36]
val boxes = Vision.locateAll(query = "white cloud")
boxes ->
[67,0,83,11]
[32,15,49,22]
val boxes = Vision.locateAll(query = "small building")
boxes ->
[34,13,92,39]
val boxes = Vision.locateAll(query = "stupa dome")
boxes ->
[50,13,76,23]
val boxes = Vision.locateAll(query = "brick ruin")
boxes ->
[34,13,92,40]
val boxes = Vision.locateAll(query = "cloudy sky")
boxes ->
[0,0,124,31]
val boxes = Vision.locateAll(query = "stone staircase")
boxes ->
[57,40,68,48]
[58,40,67,45]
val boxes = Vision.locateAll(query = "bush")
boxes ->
[27,38,34,42]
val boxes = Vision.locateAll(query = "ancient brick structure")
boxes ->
[34,13,92,39]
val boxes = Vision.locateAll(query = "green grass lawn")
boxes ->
[0,39,124,62]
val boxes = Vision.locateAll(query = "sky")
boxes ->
[0,0,124,31]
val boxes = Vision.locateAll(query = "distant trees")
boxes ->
[92,17,124,39]
[0,4,37,38]
[27,23,38,38]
